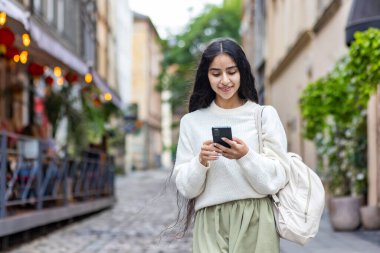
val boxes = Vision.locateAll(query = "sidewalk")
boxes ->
[280,212,380,253]
[5,169,380,253]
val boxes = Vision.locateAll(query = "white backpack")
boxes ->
[255,106,325,245]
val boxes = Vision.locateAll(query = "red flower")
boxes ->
[93,97,102,107]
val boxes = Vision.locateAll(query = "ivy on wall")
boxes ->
[300,28,380,197]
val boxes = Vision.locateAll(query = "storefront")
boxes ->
[0,0,122,140]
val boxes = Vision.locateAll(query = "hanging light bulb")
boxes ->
[85,73,92,83]
[19,51,28,64]
[0,12,6,26]
[104,92,112,101]
[54,66,62,77]
[22,33,31,47]
[13,54,20,63]
[57,77,64,86]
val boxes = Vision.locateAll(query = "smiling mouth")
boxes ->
[220,86,232,93]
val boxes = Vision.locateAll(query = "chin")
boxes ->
[218,94,235,101]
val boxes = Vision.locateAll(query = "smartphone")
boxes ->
[212,127,232,148]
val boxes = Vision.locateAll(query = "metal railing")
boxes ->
[0,130,115,219]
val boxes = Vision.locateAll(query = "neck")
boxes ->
[215,97,244,109]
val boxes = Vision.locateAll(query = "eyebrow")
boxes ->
[209,66,238,71]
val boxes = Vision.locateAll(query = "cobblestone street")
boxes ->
[5,170,380,253]
[6,170,192,253]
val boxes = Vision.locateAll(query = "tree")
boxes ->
[157,0,242,113]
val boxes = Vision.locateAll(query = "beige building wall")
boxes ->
[241,0,255,67]
[262,0,352,169]
[96,0,108,78]
[128,13,162,170]
[106,0,118,91]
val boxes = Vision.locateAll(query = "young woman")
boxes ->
[172,38,290,253]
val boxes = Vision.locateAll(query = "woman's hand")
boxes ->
[199,140,221,167]
[214,137,248,160]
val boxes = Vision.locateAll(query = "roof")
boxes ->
[133,11,160,40]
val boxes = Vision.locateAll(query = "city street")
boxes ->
[6,170,380,253]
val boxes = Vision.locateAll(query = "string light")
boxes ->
[19,51,28,64]
[22,33,31,47]
[57,77,64,86]
[85,73,92,83]
[13,54,20,63]
[104,92,112,101]
[54,66,62,77]
[0,12,6,26]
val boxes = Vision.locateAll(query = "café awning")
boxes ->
[0,0,123,109]
[346,0,380,45]
[0,0,29,28]
[29,19,88,76]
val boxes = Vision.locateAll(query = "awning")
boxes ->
[92,70,123,109]
[0,0,123,110]
[0,0,29,28]
[29,19,88,76]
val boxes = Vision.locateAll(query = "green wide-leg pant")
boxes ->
[193,198,279,253]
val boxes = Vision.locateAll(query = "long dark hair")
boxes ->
[189,38,258,112]
[173,38,258,235]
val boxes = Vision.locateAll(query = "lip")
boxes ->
[220,86,232,93]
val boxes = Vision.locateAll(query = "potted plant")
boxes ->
[300,29,380,231]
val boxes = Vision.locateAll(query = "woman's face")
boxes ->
[208,53,241,105]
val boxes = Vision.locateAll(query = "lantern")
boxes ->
[0,27,15,46]
[5,47,19,59]
[27,63,44,77]
[64,71,79,83]
[45,76,54,86]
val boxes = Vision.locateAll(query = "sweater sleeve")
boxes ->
[236,106,290,195]
[173,116,209,199]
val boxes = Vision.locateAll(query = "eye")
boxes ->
[227,68,238,75]
[210,71,220,77]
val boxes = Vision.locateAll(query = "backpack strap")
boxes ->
[255,105,265,154]
[255,105,281,206]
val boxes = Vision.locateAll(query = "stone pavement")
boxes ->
[5,170,380,253]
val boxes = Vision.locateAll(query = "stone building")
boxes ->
[242,0,380,206]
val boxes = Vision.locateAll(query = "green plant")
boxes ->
[44,85,88,154]
[300,28,380,197]
[156,0,242,112]
[44,84,121,156]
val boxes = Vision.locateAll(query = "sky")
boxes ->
[129,0,223,39]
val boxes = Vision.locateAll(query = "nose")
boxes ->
[220,72,230,85]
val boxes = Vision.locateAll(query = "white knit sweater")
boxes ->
[173,100,291,211]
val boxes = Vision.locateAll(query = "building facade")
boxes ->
[96,0,133,172]
[243,0,380,206]
[126,12,162,171]
[0,0,124,146]
[1,0,96,139]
